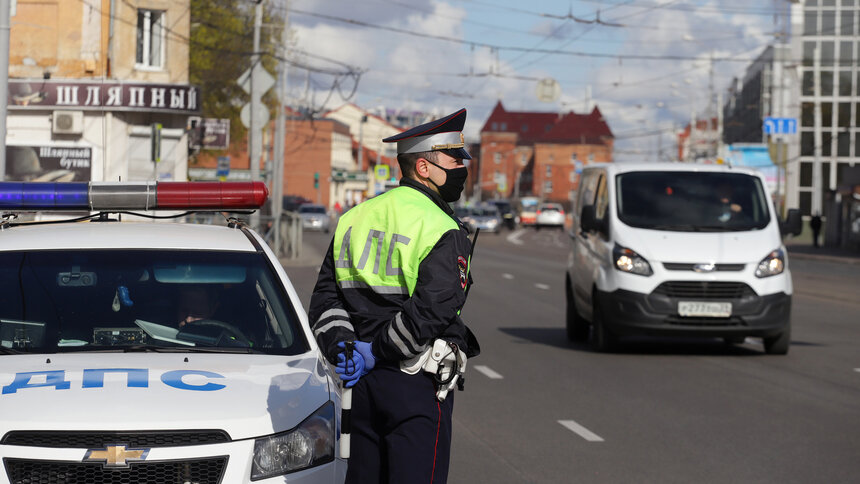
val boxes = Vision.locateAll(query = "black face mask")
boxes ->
[427,160,468,202]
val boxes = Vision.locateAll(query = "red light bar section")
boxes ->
[156,181,269,209]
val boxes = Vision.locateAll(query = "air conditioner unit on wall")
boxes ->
[52,111,84,135]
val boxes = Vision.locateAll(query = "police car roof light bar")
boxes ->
[0,181,269,211]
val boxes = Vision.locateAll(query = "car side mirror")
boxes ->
[781,208,802,237]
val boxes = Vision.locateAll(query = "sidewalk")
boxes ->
[783,226,860,265]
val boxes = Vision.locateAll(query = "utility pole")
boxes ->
[812,46,822,216]
[0,0,11,180]
[249,1,263,229]
[272,1,288,255]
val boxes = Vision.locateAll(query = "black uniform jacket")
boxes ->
[308,179,480,365]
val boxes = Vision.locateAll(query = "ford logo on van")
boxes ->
[693,263,716,273]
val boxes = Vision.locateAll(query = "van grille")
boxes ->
[4,456,227,484]
[662,263,745,272]
[1,430,230,448]
[653,281,755,299]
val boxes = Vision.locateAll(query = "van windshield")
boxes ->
[616,171,771,232]
[0,250,309,355]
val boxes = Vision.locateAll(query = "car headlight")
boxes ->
[613,245,653,276]
[251,402,335,480]
[755,248,785,278]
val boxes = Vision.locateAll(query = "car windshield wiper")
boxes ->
[58,345,266,354]
[125,344,266,354]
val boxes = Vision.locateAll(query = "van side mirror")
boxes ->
[781,208,802,237]
[580,205,607,237]
[581,205,597,234]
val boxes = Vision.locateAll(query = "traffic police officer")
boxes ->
[308,109,480,484]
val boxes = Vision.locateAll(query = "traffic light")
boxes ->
[314,172,319,189]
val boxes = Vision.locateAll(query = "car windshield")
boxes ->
[473,207,499,216]
[491,202,511,213]
[0,250,309,355]
[616,171,771,232]
[540,205,561,212]
[300,205,326,214]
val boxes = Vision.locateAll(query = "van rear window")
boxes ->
[616,172,771,232]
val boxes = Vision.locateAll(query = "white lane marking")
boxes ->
[506,229,525,246]
[535,283,550,290]
[502,273,514,280]
[558,420,604,442]
[474,365,504,379]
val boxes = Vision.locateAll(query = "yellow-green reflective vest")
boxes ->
[333,186,462,296]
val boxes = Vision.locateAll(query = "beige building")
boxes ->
[6,0,198,183]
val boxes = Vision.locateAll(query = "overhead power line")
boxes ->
[288,7,760,63]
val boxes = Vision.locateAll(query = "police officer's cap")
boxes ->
[382,109,471,160]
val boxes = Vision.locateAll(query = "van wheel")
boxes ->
[763,324,791,355]
[589,303,617,353]
[565,278,588,342]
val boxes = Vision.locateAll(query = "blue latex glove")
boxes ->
[354,341,376,372]
[336,342,365,388]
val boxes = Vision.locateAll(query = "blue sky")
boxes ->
[284,0,789,161]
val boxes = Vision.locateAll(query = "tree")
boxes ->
[189,0,281,150]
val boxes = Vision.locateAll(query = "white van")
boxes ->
[565,163,802,354]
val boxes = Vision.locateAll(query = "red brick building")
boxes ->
[479,101,614,205]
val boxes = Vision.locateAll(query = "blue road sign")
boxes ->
[216,156,231,177]
[763,117,797,135]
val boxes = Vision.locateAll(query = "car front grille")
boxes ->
[1,430,231,448]
[4,456,228,484]
[665,315,746,327]
[653,281,755,299]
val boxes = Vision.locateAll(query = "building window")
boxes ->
[588,153,595,162]
[494,152,501,164]
[800,162,813,187]
[838,71,852,96]
[543,181,552,193]
[492,122,498,130]
[136,9,164,69]
[500,123,507,131]
[838,103,851,128]
[801,131,814,156]
[837,131,850,156]
[545,165,552,177]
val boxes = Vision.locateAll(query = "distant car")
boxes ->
[283,195,312,212]
[466,204,503,234]
[298,204,331,233]
[536,203,565,229]
[488,199,516,230]
[454,206,474,227]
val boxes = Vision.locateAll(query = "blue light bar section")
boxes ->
[0,182,90,210]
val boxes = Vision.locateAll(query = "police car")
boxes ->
[0,181,346,483]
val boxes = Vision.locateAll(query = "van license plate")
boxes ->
[678,301,732,318]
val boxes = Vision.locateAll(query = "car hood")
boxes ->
[0,353,332,440]
[619,226,782,264]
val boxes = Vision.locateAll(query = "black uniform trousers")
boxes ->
[346,365,454,484]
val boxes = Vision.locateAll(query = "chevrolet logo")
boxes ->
[83,444,149,468]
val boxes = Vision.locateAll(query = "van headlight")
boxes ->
[613,245,653,276]
[755,248,785,278]
[251,402,335,480]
